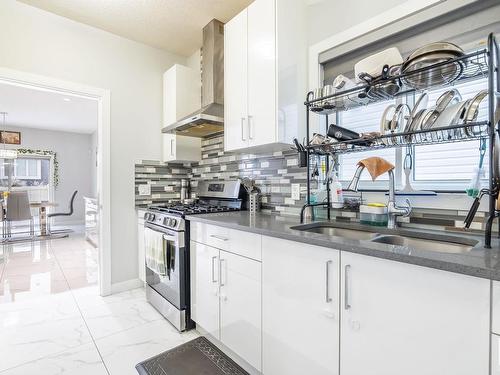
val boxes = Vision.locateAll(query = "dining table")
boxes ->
[30,201,58,236]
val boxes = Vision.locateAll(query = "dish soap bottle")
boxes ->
[330,173,344,209]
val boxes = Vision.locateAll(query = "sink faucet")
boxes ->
[347,165,412,229]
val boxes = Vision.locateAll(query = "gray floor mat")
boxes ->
[135,336,249,375]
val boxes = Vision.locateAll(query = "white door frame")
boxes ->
[0,67,112,296]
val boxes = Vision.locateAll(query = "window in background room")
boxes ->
[0,156,51,202]
[0,157,49,185]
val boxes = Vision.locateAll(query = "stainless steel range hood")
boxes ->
[162,19,224,138]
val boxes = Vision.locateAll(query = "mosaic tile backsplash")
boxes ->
[135,135,307,216]
[135,135,493,232]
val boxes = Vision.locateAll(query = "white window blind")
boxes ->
[336,76,489,190]
[338,99,397,182]
[0,158,42,180]
[413,78,489,185]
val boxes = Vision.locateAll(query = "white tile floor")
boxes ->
[0,229,198,374]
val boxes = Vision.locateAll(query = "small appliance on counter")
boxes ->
[143,179,245,332]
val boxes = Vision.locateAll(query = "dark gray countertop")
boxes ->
[186,211,500,281]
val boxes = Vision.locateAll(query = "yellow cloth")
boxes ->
[358,157,395,181]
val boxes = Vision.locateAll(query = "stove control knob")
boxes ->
[163,217,169,226]
[170,218,177,227]
[150,214,156,221]
[143,212,149,220]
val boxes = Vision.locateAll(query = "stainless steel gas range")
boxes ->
[143,180,244,331]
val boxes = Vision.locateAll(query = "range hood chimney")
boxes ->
[162,19,224,138]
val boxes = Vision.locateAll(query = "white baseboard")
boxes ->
[110,278,144,294]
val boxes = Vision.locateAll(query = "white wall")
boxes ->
[0,0,187,284]
[4,126,94,225]
[307,0,408,46]
[187,49,201,75]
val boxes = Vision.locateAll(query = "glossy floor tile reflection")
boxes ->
[0,232,197,374]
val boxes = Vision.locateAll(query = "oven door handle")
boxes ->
[163,234,176,241]
[165,240,171,280]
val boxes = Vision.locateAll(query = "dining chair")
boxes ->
[47,190,78,234]
[5,191,35,239]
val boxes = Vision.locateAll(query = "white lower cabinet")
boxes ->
[491,281,500,334]
[191,241,220,339]
[190,239,262,371]
[220,251,262,371]
[340,252,490,375]
[490,281,500,375]
[137,211,146,283]
[493,334,500,375]
[193,229,491,375]
[262,237,340,375]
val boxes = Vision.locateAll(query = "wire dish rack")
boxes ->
[307,121,489,155]
[303,33,499,247]
[305,49,489,113]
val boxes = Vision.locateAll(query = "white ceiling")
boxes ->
[0,82,98,134]
[17,0,254,56]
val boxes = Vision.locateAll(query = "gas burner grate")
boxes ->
[149,203,240,216]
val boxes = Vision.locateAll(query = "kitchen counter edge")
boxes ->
[186,212,500,281]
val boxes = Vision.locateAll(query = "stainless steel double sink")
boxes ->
[290,222,479,254]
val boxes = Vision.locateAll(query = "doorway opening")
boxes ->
[0,67,111,296]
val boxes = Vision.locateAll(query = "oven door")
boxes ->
[144,225,186,310]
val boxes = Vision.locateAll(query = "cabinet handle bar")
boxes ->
[326,260,333,303]
[344,264,351,310]
[209,234,229,241]
[211,256,217,283]
[241,117,246,141]
[220,258,226,286]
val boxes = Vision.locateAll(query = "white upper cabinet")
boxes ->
[224,0,306,152]
[246,0,276,148]
[162,133,200,163]
[224,8,248,151]
[163,64,200,126]
[162,64,201,162]
[340,252,490,375]
[262,236,340,375]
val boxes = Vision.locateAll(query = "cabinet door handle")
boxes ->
[219,258,226,286]
[210,234,229,241]
[344,264,351,310]
[241,117,246,141]
[325,260,333,303]
[170,139,174,156]
[211,256,218,283]
[248,115,253,140]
